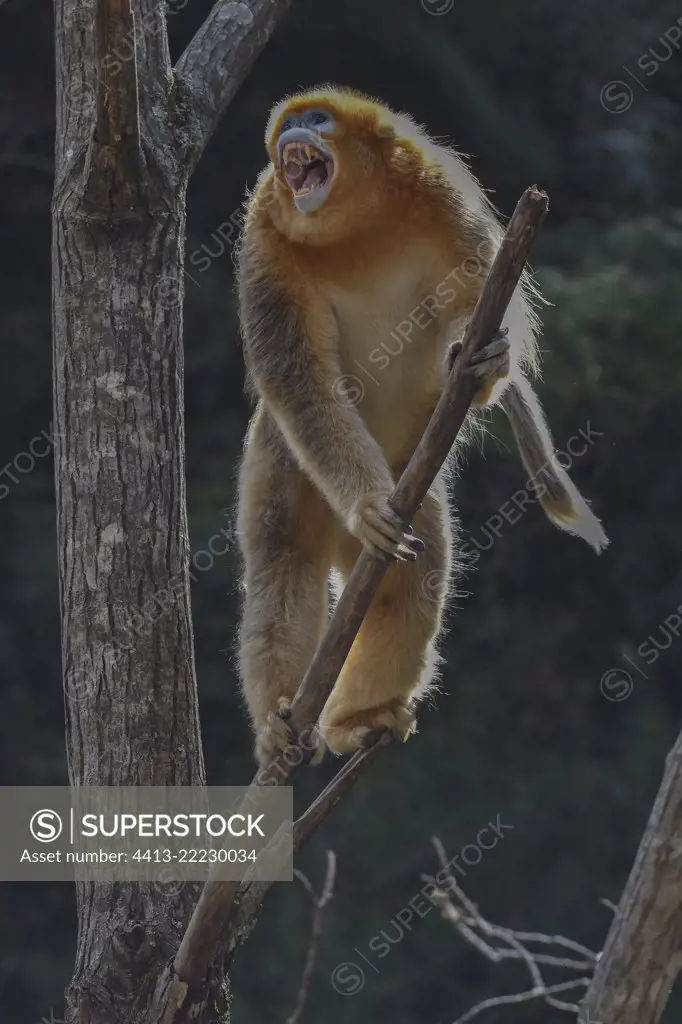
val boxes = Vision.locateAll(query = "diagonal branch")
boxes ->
[162,185,549,1008]
[227,733,392,952]
[284,185,548,743]
[174,0,294,171]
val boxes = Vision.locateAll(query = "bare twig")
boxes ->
[511,931,597,964]
[286,851,337,1024]
[168,186,549,1005]
[426,837,597,1024]
[450,980,591,1024]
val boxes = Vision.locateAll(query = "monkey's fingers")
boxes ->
[362,503,425,561]
[447,327,510,377]
[348,494,425,561]
[361,530,411,562]
[465,330,511,385]
[468,327,509,364]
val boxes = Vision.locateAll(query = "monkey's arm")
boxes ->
[237,255,423,561]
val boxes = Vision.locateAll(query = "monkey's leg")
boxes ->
[238,410,334,767]
[320,482,451,755]
[447,327,511,406]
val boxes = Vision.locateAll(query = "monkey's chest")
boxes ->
[325,271,451,454]
[327,266,447,362]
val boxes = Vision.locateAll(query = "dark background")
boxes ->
[2,0,682,1021]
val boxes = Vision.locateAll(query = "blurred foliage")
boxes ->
[1,0,682,1021]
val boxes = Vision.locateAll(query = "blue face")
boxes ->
[276,109,337,214]
[278,109,336,135]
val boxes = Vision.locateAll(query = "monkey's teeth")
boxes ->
[282,142,325,165]
[281,143,332,197]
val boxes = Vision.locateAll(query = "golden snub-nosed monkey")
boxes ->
[235,86,608,766]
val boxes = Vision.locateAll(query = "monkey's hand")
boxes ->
[346,492,425,562]
[447,327,510,405]
[255,697,325,768]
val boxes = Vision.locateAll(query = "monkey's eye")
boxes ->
[280,117,295,133]
[308,110,332,128]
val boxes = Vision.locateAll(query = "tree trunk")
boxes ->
[52,0,231,1018]
[52,0,293,1013]
[581,729,682,1024]
[53,194,232,1023]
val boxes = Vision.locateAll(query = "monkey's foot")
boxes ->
[255,697,325,767]
[447,328,510,404]
[347,492,426,562]
[321,700,417,755]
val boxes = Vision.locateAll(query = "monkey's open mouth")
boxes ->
[281,142,334,197]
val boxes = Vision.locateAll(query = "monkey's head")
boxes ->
[262,86,401,244]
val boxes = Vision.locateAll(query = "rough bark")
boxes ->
[52,0,292,1020]
[53,193,229,1023]
[580,728,682,1024]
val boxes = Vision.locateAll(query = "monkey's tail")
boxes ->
[499,376,609,553]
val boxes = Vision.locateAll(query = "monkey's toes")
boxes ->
[255,699,295,765]
[255,699,325,767]
[321,702,417,755]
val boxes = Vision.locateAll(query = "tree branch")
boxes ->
[175,0,294,171]
[226,733,392,952]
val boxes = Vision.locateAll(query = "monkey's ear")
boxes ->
[376,122,396,139]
